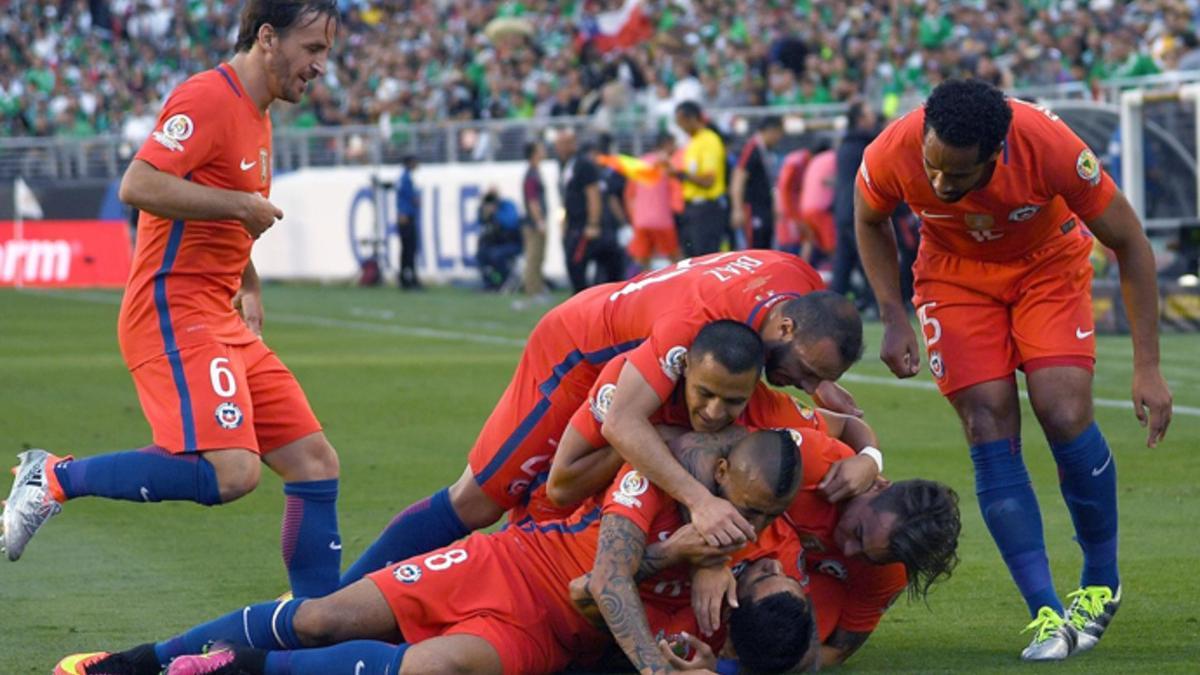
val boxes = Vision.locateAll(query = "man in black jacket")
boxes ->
[831,101,879,305]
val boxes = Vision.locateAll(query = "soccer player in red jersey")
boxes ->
[55,431,811,675]
[338,252,866,585]
[538,321,883,522]
[654,426,960,671]
[854,79,1173,659]
[1,1,344,597]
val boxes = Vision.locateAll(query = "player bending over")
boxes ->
[855,78,1172,659]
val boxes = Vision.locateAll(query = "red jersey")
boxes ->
[857,99,1118,263]
[570,355,828,450]
[555,250,824,403]
[783,430,907,638]
[118,65,271,368]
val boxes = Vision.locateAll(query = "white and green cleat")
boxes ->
[1020,606,1078,661]
[1067,585,1121,653]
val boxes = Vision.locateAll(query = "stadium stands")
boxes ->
[3,0,1200,139]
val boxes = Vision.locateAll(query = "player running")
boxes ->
[854,78,1173,660]
[2,1,344,597]
[55,431,812,675]
[338,251,866,586]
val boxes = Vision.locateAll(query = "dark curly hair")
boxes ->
[924,78,1013,162]
[728,591,817,673]
[874,479,962,600]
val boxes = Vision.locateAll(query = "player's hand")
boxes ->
[730,209,745,230]
[233,288,264,337]
[690,494,755,548]
[584,223,602,239]
[660,524,741,565]
[659,631,717,673]
[812,380,863,417]
[239,192,283,238]
[691,565,737,637]
[567,573,605,628]
[1132,364,1172,447]
[818,454,879,503]
[880,318,921,378]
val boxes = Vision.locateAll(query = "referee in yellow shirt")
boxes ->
[672,101,728,256]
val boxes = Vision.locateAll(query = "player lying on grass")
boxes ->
[554,411,960,669]
[532,319,884,525]
[56,430,812,675]
[337,253,867,589]
[541,321,960,668]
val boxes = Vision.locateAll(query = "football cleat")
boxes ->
[1067,585,1121,652]
[53,643,161,675]
[1020,606,1078,661]
[2,449,68,561]
[165,647,242,675]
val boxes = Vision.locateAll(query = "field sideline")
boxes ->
[1,285,1197,674]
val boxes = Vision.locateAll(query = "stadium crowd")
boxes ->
[3,0,1200,139]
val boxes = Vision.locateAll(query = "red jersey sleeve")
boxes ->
[602,464,674,534]
[855,115,913,215]
[1024,104,1118,222]
[569,358,624,449]
[623,310,706,402]
[835,559,907,634]
[134,77,226,178]
[742,384,827,433]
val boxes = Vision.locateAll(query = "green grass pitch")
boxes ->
[1,285,1197,673]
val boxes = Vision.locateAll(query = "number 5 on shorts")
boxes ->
[209,357,237,397]
[917,303,942,347]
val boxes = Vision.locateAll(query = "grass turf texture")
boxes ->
[1,285,1197,674]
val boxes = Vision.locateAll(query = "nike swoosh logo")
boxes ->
[1092,453,1113,476]
[329,541,342,551]
[240,159,257,171]
[1076,327,1095,339]
[920,210,955,219]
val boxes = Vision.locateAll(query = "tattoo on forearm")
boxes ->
[595,515,670,674]
[827,628,871,659]
[636,544,669,581]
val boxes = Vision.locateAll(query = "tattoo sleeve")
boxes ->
[591,514,670,675]
[826,628,871,662]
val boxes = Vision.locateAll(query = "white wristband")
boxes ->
[859,446,884,473]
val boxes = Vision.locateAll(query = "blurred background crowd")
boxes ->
[4,0,1199,140]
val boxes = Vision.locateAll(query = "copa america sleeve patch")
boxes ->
[659,346,688,381]
[612,469,649,508]
[590,383,617,423]
[1076,148,1101,186]
[151,113,194,152]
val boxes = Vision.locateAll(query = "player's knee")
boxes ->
[267,434,341,482]
[207,449,261,501]
[291,598,345,646]
[447,472,504,530]
[956,398,1018,445]
[1033,399,1093,444]
[398,647,481,675]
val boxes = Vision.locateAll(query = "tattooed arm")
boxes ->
[587,514,673,675]
[820,628,871,667]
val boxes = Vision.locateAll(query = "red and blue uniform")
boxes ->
[468,250,825,509]
[119,64,320,454]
